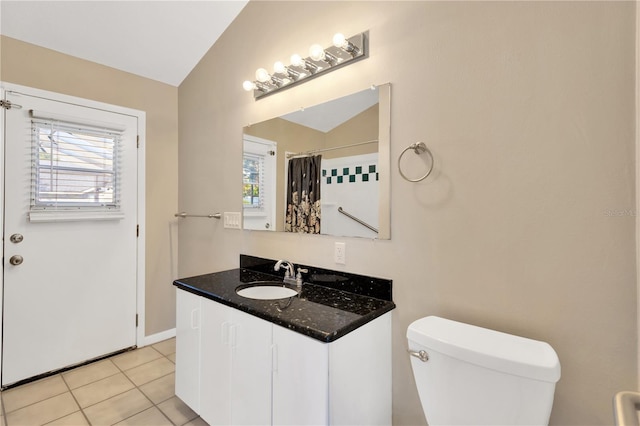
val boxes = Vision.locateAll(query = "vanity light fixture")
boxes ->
[242,31,368,100]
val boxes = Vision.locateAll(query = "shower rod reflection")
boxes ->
[174,212,221,219]
[286,139,378,159]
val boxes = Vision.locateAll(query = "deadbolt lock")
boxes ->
[10,234,23,243]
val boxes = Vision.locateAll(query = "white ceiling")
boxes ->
[0,0,248,87]
[281,86,379,133]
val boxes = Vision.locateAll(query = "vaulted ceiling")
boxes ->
[0,1,248,86]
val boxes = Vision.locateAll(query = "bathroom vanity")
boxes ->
[173,255,395,426]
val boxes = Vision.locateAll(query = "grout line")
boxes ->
[1,391,5,426]
[60,372,92,426]
[0,340,186,426]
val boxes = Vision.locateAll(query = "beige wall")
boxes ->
[325,104,378,159]
[1,36,179,336]
[179,1,637,424]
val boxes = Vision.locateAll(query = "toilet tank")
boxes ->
[407,316,561,426]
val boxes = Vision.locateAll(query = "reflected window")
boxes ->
[243,153,263,209]
[242,135,277,231]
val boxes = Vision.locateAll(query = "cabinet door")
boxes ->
[230,309,272,425]
[199,298,233,425]
[175,289,201,412]
[272,325,329,425]
[200,300,272,426]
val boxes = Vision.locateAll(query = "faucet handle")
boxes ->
[295,268,308,286]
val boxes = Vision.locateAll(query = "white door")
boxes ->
[2,88,139,386]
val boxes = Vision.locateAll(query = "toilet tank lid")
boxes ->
[407,316,561,383]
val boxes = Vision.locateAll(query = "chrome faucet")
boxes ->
[274,260,296,285]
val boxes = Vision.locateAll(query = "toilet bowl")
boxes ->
[407,316,561,425]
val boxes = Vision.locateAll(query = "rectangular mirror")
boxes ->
[243,83,390,239]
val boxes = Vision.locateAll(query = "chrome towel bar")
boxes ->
[614,391,640,426]
[174,212,221,219]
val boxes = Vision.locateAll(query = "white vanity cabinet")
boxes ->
[272,325,329,425]
[175,289,201,412]
[175,287,392,426]
[199,297,272,425]
[272,313,393,426]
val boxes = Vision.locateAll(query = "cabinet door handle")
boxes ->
[190,309,199,329]
[271,344,278,373]
[229,324,237,348]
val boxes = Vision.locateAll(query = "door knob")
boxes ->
[10,234,23,243]
[9,255,23,266]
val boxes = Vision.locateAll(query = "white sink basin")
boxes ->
[236,282,298,300]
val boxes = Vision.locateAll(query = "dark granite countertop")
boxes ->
[173,255,395,343]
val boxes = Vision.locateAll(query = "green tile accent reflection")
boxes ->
[321,164,378,184]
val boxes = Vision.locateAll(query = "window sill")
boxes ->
[28,210,125,223]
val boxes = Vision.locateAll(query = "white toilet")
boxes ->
[407,316,561,425]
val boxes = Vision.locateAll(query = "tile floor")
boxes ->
[0,338,208,426]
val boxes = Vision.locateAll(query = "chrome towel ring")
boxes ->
[398,142,434,182]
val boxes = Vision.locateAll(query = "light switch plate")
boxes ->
[334,242,346,265]
[223,212,241,229]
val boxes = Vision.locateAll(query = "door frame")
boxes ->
[0,82,146,372]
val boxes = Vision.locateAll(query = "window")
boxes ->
[242,135,276,231]
[31,120,121,211]
[243,153,264,209]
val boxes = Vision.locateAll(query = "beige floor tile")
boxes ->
[123,357,175,387]
[157,396,198,425]
[62,359,119,390]
[112,347,162,371]
[152,339,176,356]
[2,375,68,413]
[6,392,78,426]
[139,373,175,404]
[83,388,152,426]
[44,410,89,425]
[114,407,173,426]
[72,373,135,408]
[167,353,176,364]
[183,417,209,426]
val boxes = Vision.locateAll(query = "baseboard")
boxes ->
[141,328,176,347]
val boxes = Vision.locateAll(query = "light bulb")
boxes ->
[333,33,347,49]
[273,61,286,74]
[309,44,326,61]
[242,80,255,91]
[290,54,305,67]
[255,68,271,83]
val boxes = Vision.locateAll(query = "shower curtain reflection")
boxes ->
[285,155,322,234]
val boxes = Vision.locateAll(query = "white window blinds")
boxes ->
[243,152,265,210]
[30,115,124,220]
